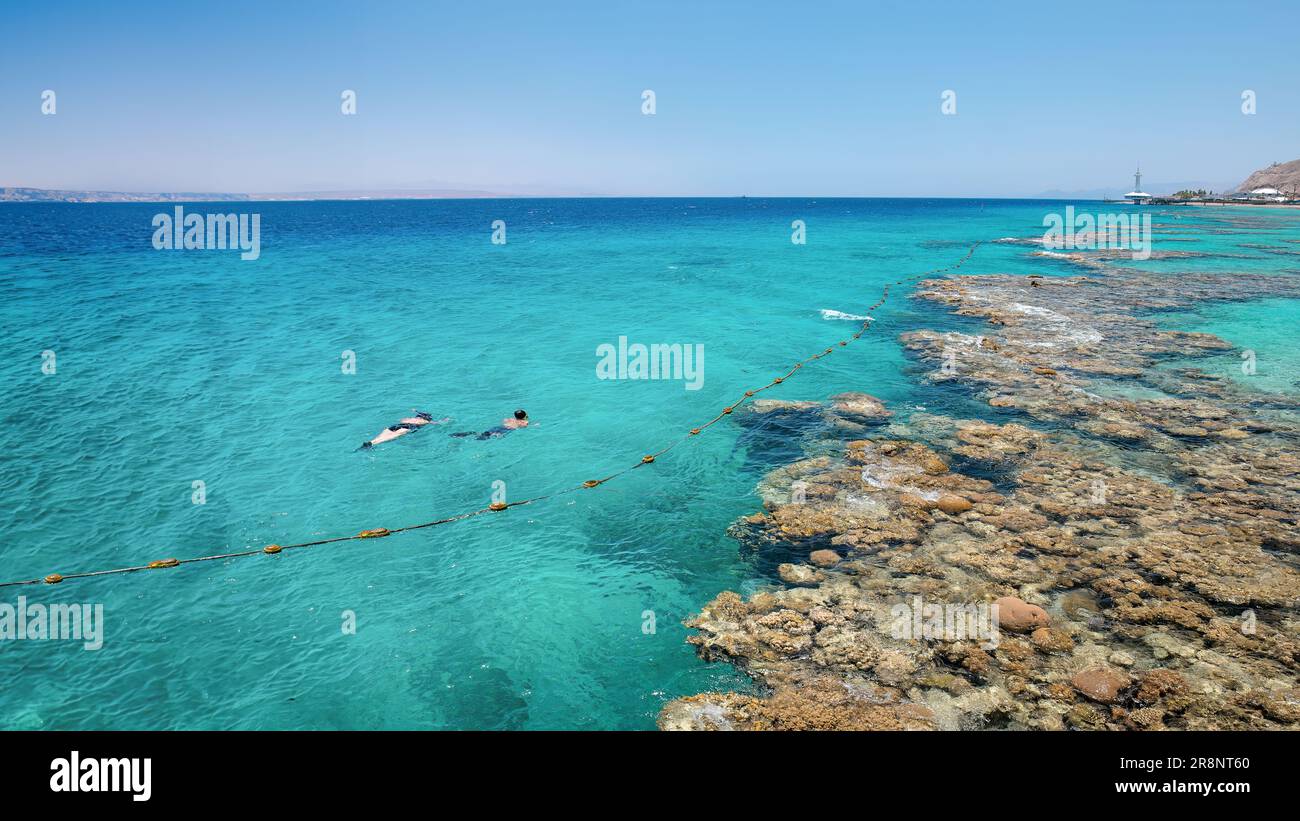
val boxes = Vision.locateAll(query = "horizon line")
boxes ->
[1,188,1174,204]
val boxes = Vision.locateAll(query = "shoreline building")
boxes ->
[1124,167,1151,204]
[1245,187,1287,203]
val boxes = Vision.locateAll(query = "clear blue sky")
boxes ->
[2,0,1297,196]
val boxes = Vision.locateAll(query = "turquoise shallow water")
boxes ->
[1,198,1297,729]
[1150,297,1300,394]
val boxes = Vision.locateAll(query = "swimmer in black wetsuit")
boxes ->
[359,411,449,449]
[451,409,529,440]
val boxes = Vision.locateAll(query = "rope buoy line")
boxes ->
[2,243,980,589]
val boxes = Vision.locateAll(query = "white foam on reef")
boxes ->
[689,703,733,730]
[841,493,890,516]
[1008,303,1104,347]
[821,309,873,321]
[858,462,939,502]
[1009,302,1068,321]
[859,461,922,490]
[1061,327,1104,345]
[941,331,985,350]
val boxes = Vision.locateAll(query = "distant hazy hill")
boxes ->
[1233,159,1300,194]
[1035,180,1235,200]
[1,187,252,203]
[0,187,505,202]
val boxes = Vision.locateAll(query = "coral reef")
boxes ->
[661,262,1300,731]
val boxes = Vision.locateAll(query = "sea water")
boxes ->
[1,198,1296,729]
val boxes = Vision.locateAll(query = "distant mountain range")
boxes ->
[6,162,1299,202]
[1,187,252,203]
[0,187,505,203]
[1032,184,1232,200]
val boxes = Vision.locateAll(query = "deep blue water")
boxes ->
[1,197,1296,728]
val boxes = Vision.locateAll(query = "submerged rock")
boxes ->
[828,392,892,421]
[995,597,1049,633]
[736,393,894,437]
[1072,667,1131,704]
[936,495,973,515]
[1031,627,1074,653]
[808,549,841,568]
[777,563,822,586]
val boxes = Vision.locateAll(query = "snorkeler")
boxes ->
[359,411,450,450]
[451,409,530,440]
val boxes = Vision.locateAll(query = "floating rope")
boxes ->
[1,243,980,588]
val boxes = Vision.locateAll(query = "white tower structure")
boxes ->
[1124,165,1151,203]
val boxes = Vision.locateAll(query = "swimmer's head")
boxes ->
[514,409,527,420]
